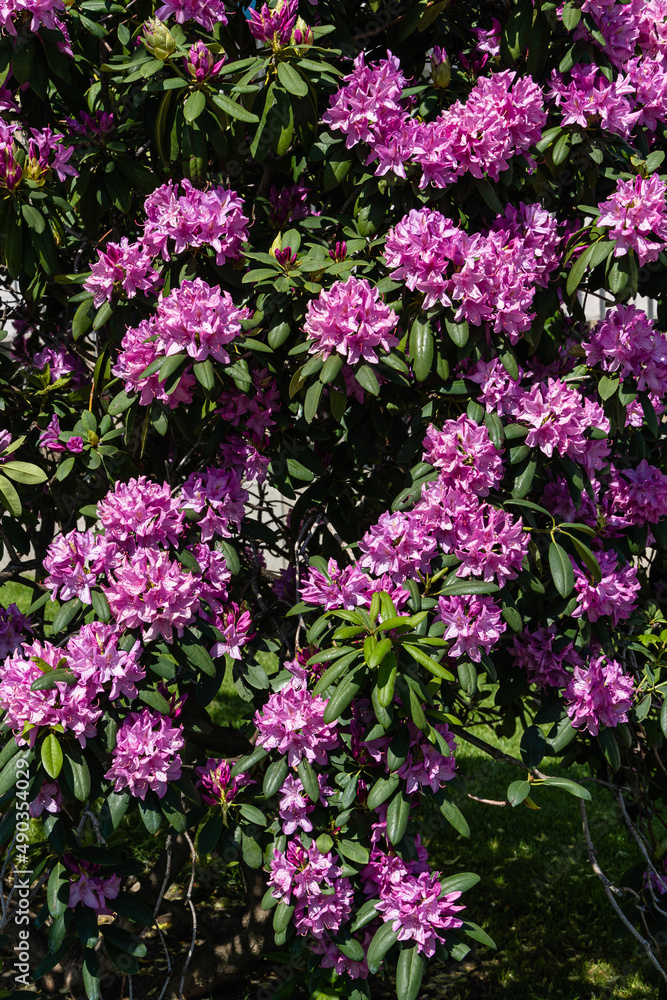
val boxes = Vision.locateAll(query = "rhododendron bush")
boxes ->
[2,0,667,996]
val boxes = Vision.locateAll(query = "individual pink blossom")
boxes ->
[66,856,121,914]
[437,594,506,662]
[104,549,200,642]
[38,414,65,451]
[84,238,160,307]
[29,781,62,818]
[572,550,640,625]
[104,707,184,799]
[66,436,83,453]
[303,277,398,365]
[564,656,635,736]
[210,603,254,659]
[511,626,583,689]
[43,529,116,604]
[423,416,504,497]
[597,174,667,265]
[98,476,184,552]
[255,680,338,768]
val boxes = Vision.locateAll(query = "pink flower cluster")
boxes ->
[572,550,640,626]
[376,871,465,958]
[423,416,504,497]
[104,707,184,799]
[597,174,667,266]
[248,0,298,44]
[84,238,160,307]
[324,54,546,187]
[111,319,196,410]
[303,277,399,365]
[195,758,253,807]
[0,640,101,748]
[564,655,635,736]
[181,466,248,541]
[155,0,227,30]
[436,594,506,662]
[269,838,354,943]
[210,603,254,660]
[583,304,667,396]
[384,203,561,341]
[511,625,584,689]
[0,0,71,52]
[255,678,338,768]
[300,557,409,612]
[143,179,248,263]
[0,603,32,659]
[66,857,121,914]
[609,460,667,526]
[548,65,640,138]
[43,529,115,604]
[104,548,200,642]
[98,476,184,551]
[67,622,144,701]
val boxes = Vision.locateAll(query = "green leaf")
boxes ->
[113,890,156,925]
[569,535,602,583]
[367,775,399,811]
[1,460,46,485]
[76,906,99,949]
[198,812,223,855]
[21,202,45,233]
[540,776,591,800]
[520,725,547,768]
[566,244,595,296]
[355,364,380,396]
[322,666,365,723]
[263,759,289,797]
[304,380,323,424]
[386,789,410,845]
[396,946,425,1000]
[193,359,215,391]
[63,752,91,801]
[297,758,320,802]
[404,644,455,681]
[211,92,259,122]
[41,733,63,779]
[439,795,470,837]
[239,803,266,826]
[47,862,69,917]
[444,315,469,348]
[139,797,163,834]
[598,729,621,772]
[52,597,82,634]
[82,946,101,1000]
[0,474,21,516]
[337,839,370,865]
[273,901,294,934]
[561,0,581,29]
[410,318,434,383]
[183,89,206,122]
[460,920,497,949]
[507,780,531,807]
[30,667,77,691]
[350,899,380,933]
[598,374,619,400]
[139,689,171,714]
[277,60,308,96]
[439,872,480,895]
[231,745,268,778]
[548,541,574,598]
[242,831,262,868]
[366,920,400,974]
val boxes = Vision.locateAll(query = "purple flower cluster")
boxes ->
[255,678,338,768]
[269,838,354,944]
[583,304,667,396]
[104,707,184,799]
[511,625,584,689]
[423,416,504,497]
[437,594,506,663]
[248,0,298,44]
[564,656,635,736]
[303,277,399,365]
[609,460,667,526]
[154,0,227,30]
[572,550,640,626]
[143,179,248,263]
[548,64,640,137]
[324,54,546,187]
[66,857,121,914]
[84,238,160,307]
[384,203,561,340]
[300,557,410,612]
[376,871,465,958]
[104,548,200,642]
[597,174,667,266]
[0,603,32,659]
[98,476,184,551]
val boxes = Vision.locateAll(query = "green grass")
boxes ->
[418,723,656,1000]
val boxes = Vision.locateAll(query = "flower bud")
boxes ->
[141,18,175,61]
[291,16,313,50]
[184,40,226,83]
[431,46,451,88]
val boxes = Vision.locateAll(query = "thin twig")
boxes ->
[178,831,198,1000]
[153,835,174,1000]
[579,800,667,984]
[466,793,507,807]
[616,791,667,918]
